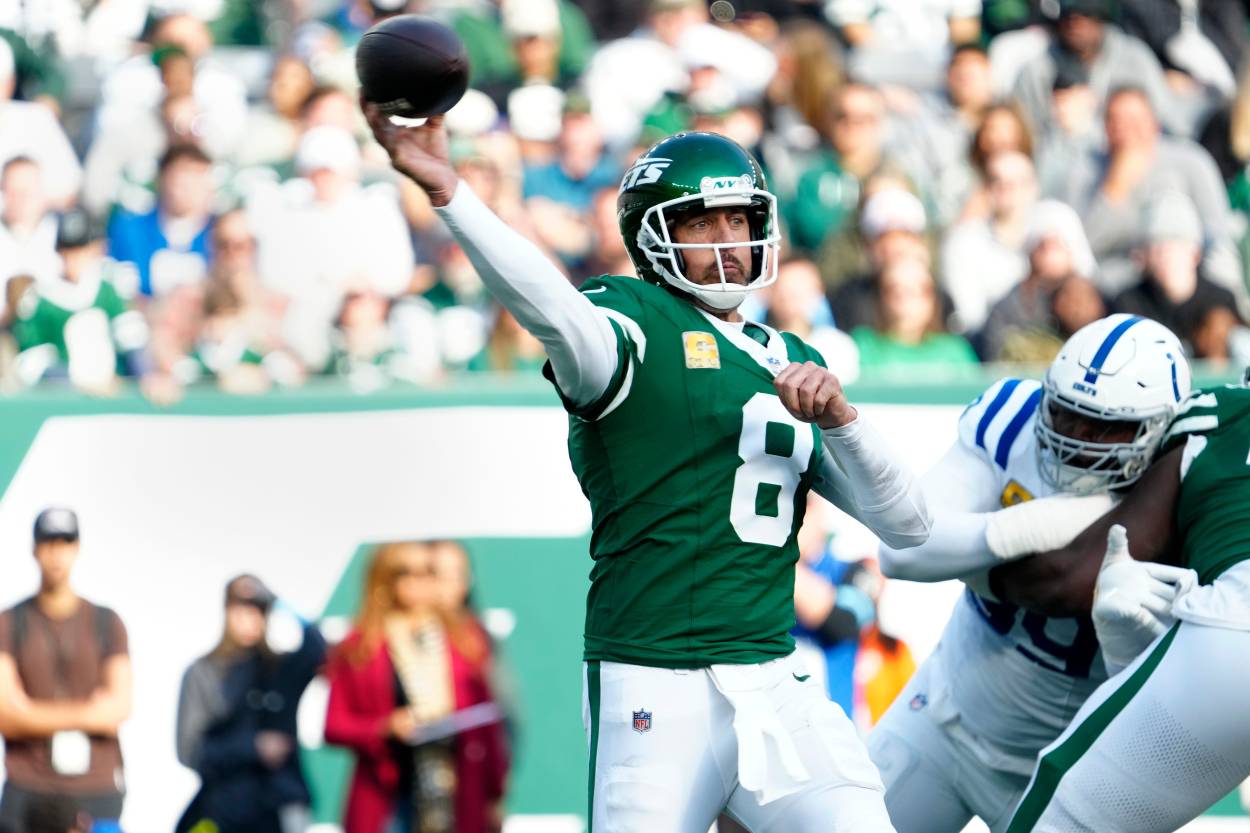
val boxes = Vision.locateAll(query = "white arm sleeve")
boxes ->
[435,182,619,407]
[812,414,931,550]
[878,439,1116,582]
[876,438,999,581]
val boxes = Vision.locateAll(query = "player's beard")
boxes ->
[700,253,749,286]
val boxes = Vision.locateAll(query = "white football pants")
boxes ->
[868,658,1031,833]
[1004,619,1250,832]
[582,652,895,833]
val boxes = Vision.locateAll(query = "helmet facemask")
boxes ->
[1034,387,1170,495]
[635,184,781,312]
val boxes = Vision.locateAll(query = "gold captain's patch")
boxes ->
[683,331,720,369]
[1000,480,1034,507]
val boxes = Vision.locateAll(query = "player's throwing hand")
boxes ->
[361,96,458,206]
[773,361,857,429]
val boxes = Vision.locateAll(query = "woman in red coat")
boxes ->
[324,541,509,833]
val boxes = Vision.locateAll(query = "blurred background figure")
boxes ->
[826,185,936,331]
[1010,0,1185,136]
[0,508,131,829]
[466,307,547,374]
[22,793,92,833]
[251,124,414,371]
[786,82,903,256]
[523,94,619,269]
[0,156,59,288]
[107,144,216,299]
[761,257,860,384]
[828,0,981,92]
[851,560,916,730]
[324,541,509,833]
[981,199,1103,361]
[961,102,1035,222]
[175,574,326,833]
[1112,190,1244,361]
[851,257,979,375]
[1054,85,1241,295]
[791,497,878,719]
[942,150,1039,333]
[894,43,996,227]
[11,208,147,394]
[0,39,81,207]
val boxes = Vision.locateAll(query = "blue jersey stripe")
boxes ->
[995,388,1042,468]
[1083,316,1142,384]
[975,379,1021,451]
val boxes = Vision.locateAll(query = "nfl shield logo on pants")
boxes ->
[632,709,652,733]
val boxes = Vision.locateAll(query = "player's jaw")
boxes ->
[691,251,750,286]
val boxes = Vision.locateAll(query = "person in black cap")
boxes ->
[174,573,326,833]
[0,507,132,829]
[1009,0,1189,138]
[10,206,149,389]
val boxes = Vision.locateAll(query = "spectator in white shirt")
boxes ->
[0,157,59,288]
[251,126,415,369]
[1053,84,1242,296]
[95,14,247,164]
[828,0,982,91]
[582,0,776,149]
[0,39,81,208]
[942,151,1039,333]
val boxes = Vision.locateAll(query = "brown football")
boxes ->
[355,15,470,119]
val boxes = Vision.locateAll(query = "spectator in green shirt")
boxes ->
[852,257,979,374]
[11,209,147,391]
[452,0,595,108]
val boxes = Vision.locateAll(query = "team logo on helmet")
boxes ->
[620,157,672,191]
[700,174,755,193]
[632,709,653,733]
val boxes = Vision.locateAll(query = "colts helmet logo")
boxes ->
[632,709,653,733]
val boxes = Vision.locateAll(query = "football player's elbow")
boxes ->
[873,508,932,551]
[877,543,916,580]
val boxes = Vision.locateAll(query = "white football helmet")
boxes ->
[1036,314,1191,494]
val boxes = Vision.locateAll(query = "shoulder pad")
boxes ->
[958,377,1043,469]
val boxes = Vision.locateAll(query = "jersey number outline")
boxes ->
[730,393,814,546]
[973,594,1100,678]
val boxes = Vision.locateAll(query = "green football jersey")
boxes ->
[544,275,829,668]
[1159,385,1250,583]
[12,265,137,366]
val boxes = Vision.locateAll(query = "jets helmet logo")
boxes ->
[700,174,754,193]
[620,157,672,191]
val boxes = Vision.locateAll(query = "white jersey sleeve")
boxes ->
[879,378,1043,582]
[435,182,619,407]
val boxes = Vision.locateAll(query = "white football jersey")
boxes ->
[926,377,1108,775]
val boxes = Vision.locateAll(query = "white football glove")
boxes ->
[1093,524,1197,675]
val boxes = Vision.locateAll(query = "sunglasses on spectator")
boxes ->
[835,111,877,126]
[393,566,435,579]
[215,235,254,251]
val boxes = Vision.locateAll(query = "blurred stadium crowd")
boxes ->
[2,0,1250,398]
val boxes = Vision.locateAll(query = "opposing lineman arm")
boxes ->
[363,101,618,408]
[877,439,1116,583]
[988,447,1183,618]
